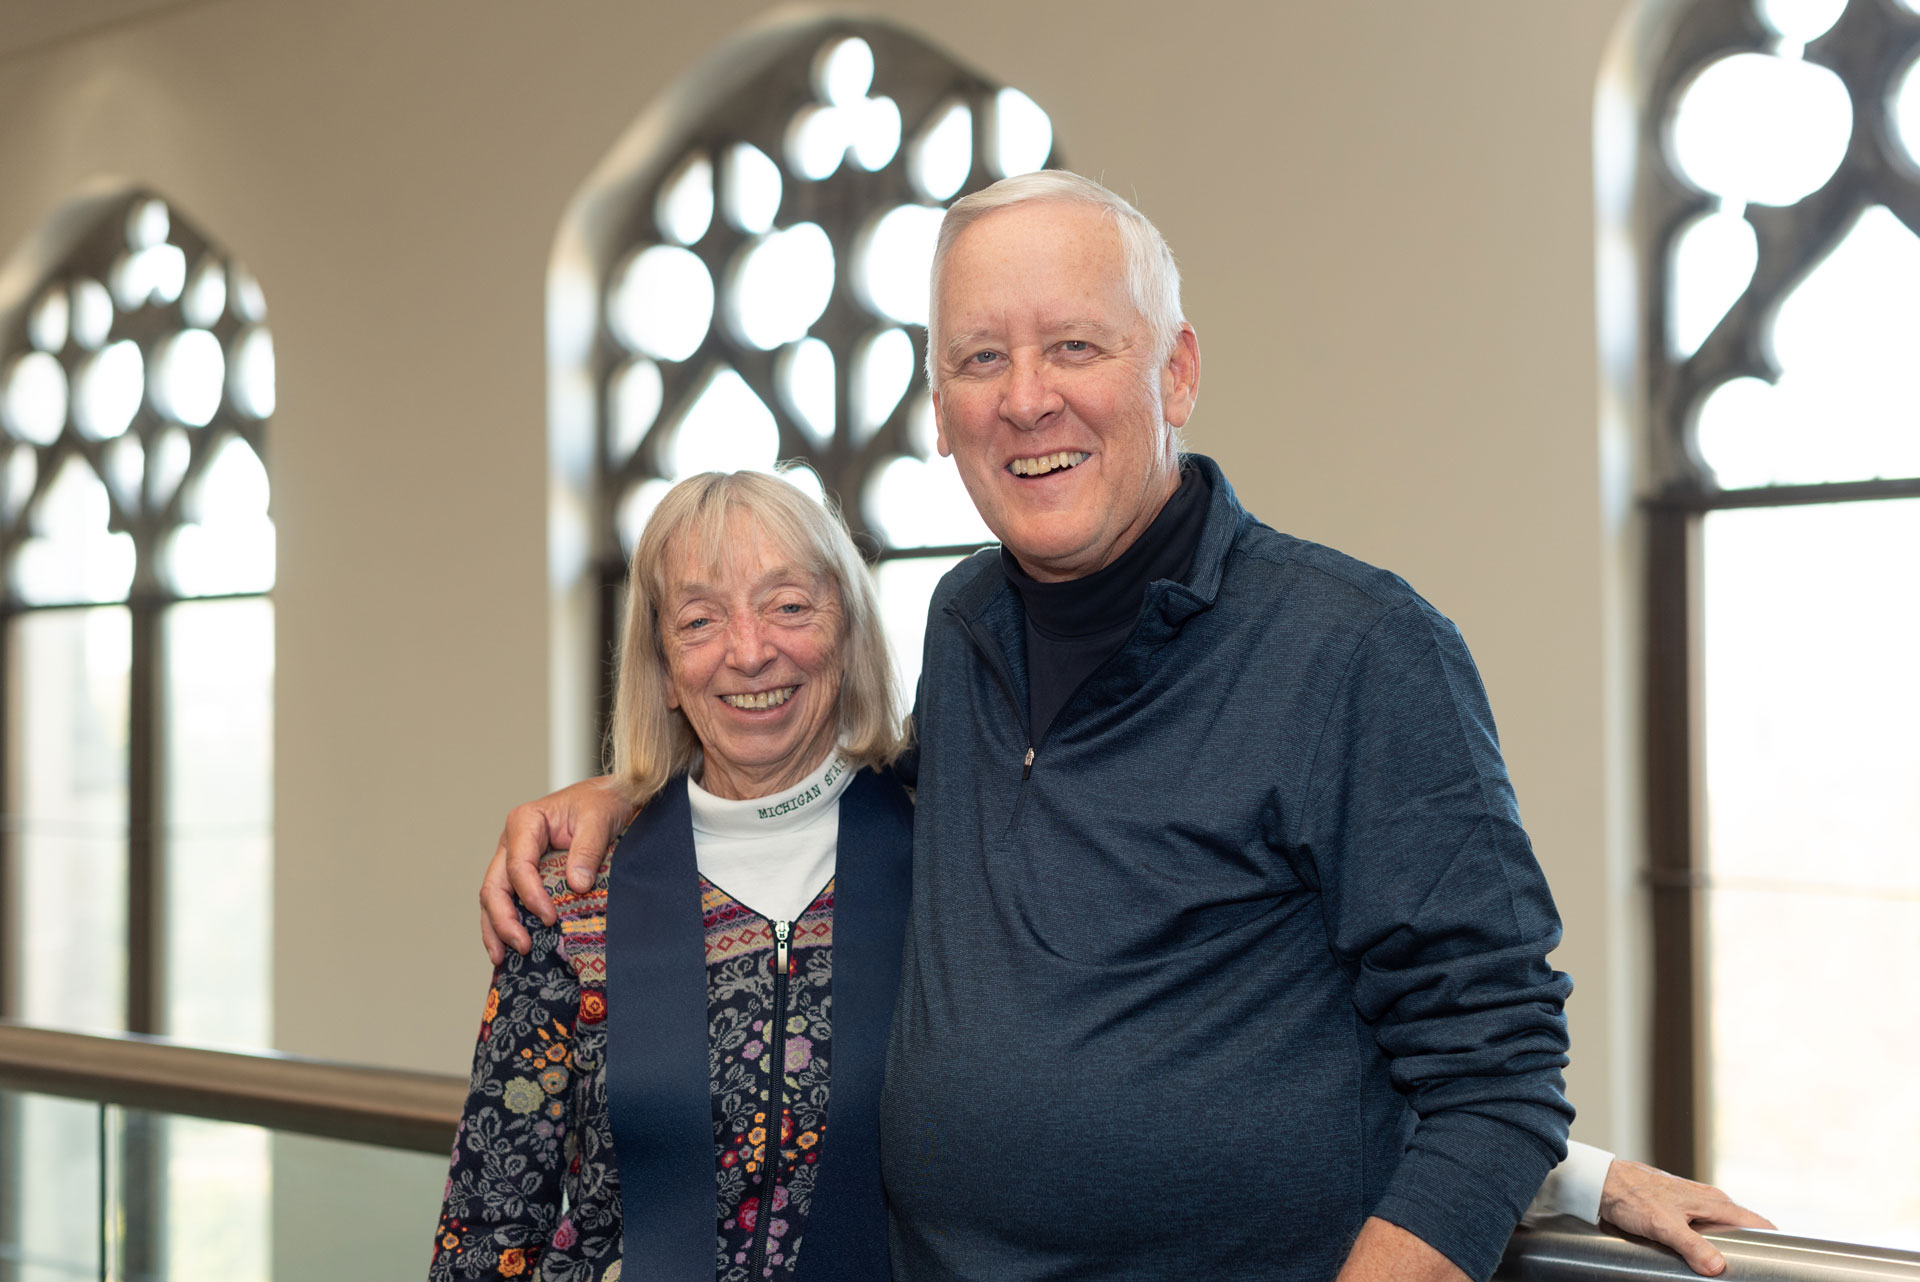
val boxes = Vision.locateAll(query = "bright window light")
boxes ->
[865,452,993,548]
[778,338,836,447]
[2,351,68,445]
[667,367,779,477]
[73,341,145,441]
[607,245,714,362]
[727,223,835,350]
[103,435,143,507]
[609,356,664,461]
[1668,210,1758,357]
[69,278,113,349]
[779,461,826,504]
[1895,54,1920,171]
[990,88,1053,177]
[151,329,226,427]
[183,257,227,329]
[911,100,973,201]
[857,205,944,326]
[853,327,914,440]
[1670,53,1850,206]
[617,476,675,554]
[851,96,902,171]
[722,143,783,235]
[814,37,875,108]
[13,454,135,605]
[126,198,170,249]
[169,436,274,596]
[786,104,849,182]
[1755,0,1845,44]
[227,327,275,420]
[28,286,68,353]
[656,151,715,247]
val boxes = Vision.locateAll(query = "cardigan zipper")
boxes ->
[751,917,792,1280]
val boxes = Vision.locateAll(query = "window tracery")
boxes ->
[0,190,275,1041]
[590,23,1058,711]
[1636,0,1920,1247]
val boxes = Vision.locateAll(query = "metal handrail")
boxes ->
[0,1021,464,1154]
[5,1028,1919,1280]
[1500,1214,1920,1281]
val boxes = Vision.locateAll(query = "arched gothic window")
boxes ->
[0,188,276,1275]
[1633,0,1920,1247]
[0,189,275,1047]
[574,19,1058,747]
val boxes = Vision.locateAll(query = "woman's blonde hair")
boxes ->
[609,470,906,805]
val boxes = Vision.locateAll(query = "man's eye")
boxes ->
[1061,340,1089,352]
[970,350,998,364]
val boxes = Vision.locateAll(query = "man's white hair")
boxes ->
[925,170,1185,386]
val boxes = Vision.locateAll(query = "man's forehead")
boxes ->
[938,207,1134,323]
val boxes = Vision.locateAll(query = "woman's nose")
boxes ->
[724,616,776,671]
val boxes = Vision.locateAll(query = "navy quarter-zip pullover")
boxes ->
[880,454,1573,1282]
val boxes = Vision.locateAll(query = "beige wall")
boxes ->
[0,0,1650,1155]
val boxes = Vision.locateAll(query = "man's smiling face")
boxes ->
[931,200,1199,583]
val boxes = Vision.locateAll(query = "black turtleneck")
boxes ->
[1000,462,1211,744]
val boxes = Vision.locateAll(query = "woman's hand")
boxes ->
[479,775,633,964]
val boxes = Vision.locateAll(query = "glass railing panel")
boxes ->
[0,1090,102,1282]
[266,1131,445,1282]
[1,1088,447,1282]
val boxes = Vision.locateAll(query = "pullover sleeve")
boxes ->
[1301,598,1574,1282]
[431,906,582,1281]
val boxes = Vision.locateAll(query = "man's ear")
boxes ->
[1161,323,1201,430]
[932,385,953,458]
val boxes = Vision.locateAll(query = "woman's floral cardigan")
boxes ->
[432,853,622,1280]
[431,850,840,1282]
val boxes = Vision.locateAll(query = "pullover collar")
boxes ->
[999,462,1210,641]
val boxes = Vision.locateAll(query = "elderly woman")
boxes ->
[433,470,910,1282]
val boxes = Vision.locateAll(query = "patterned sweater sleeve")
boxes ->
[431,905,582,1281]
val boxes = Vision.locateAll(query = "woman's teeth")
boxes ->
[1009,451,1089,477]
[721,686,796,710]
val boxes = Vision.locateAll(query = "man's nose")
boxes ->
[1001,353,1063,430]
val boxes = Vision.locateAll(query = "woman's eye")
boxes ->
[777,602,807,615]
[1062,340,1087,351]
[684,616,712,630]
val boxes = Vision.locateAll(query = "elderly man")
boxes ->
[482,172,1765,1280]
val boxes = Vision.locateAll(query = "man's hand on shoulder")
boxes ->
[1335,1217,1469,1282]
[1599,1159,1775,1277]
[479,775,633,964]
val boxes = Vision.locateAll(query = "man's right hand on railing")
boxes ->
[1600,1159,1777,1276]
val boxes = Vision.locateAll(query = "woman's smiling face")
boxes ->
[659,515,845,801]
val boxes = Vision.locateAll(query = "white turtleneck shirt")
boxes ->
[686,749,857,923]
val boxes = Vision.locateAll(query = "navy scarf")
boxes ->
[606,767,913,1281]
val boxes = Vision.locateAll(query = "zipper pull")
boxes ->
[774,919,791,975]
[1022,747,1035,780]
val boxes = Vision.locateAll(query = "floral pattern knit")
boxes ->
[432,849,836,1282]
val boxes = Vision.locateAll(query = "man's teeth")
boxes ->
[722,687,796,710]
[1009,451,1089,477]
